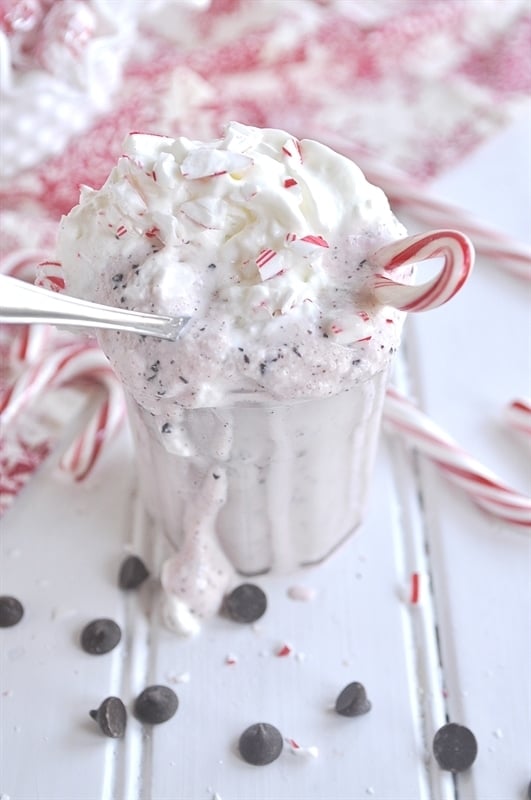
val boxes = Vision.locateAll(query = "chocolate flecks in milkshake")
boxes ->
[335,681,372,716]
[118,555,149,590]
[433,723,478,772]
[134,685,178,724]
[224,584,267,623]
[161,422,172,433]
[238,722,283,766]
[208,263,217,269]
[0,596,24,627]
[89,696,127,738]
[81,618,121,655]
[179,376,189,384]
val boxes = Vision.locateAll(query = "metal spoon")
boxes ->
[0,275,190,341]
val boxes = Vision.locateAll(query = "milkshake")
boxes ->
[54,122,472,629]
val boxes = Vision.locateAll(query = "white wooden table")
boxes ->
[1,114,530,800]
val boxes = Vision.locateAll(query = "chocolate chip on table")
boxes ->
[134,685,178,724]
[335,681,372,717]
[224,583,267,623]
[238,722,283,766]
[118,555,149,590]
[89,697,127,738]
[81,618,121,655]
[433,722,478,772]
[0,596,24,627]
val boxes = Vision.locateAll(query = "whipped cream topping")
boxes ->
[57,121,408,412]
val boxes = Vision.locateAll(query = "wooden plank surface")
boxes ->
[1,114,530,800]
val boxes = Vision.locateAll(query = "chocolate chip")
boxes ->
[81,619,121,655]
[0,596,24,627]
[335,681,372,717]
[118,556,149,590]
[161,422,172,433]
[89,697,127,738]
[134,685,178,724]
[433,723,478,772]
[238,722,283,766]
[224,584,267,623]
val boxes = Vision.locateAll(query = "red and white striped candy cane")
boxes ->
[384,189,531,283]
[1,248,55,369]
[0,340,124,481]
[384,387,531,527]
[6,323,51,368]
[315,130,530,282]
[505,398,531,438]
[369,230,474,312]
[0,248,50,283]
[57,348,124,481]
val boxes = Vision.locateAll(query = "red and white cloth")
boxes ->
[1,0,530,513]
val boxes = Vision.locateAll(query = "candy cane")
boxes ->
[59,351,124,481]
[316,130,531,281]
[0,248,50,283]
[384,387,531,527]
[383,189,530,283]
[6,323,51,368]
[369,230,474,312]
[505,398,531,437]
[0,340,124,481]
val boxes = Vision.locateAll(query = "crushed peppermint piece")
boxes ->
[335,682,372,717]
[433,723,478,772]
[181,148,252,179]
[275,643,293,657]
[281,137,303,163]
[81,619,121,655]
[0,596,24,627]
[409,571,427,604]
[89,696,127,738]
[238,722,283,766]
[118,555,149,590]
[285,738,319,758]
[287,585,316,602]
[224,584,267,624]
[181,197,223,229]
[225,653,238,666]
[256,249,283,281]
[134,685,178,725]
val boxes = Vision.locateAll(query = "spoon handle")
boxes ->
[0,275,189,341]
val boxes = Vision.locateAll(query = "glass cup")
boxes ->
[125,229,474,580]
